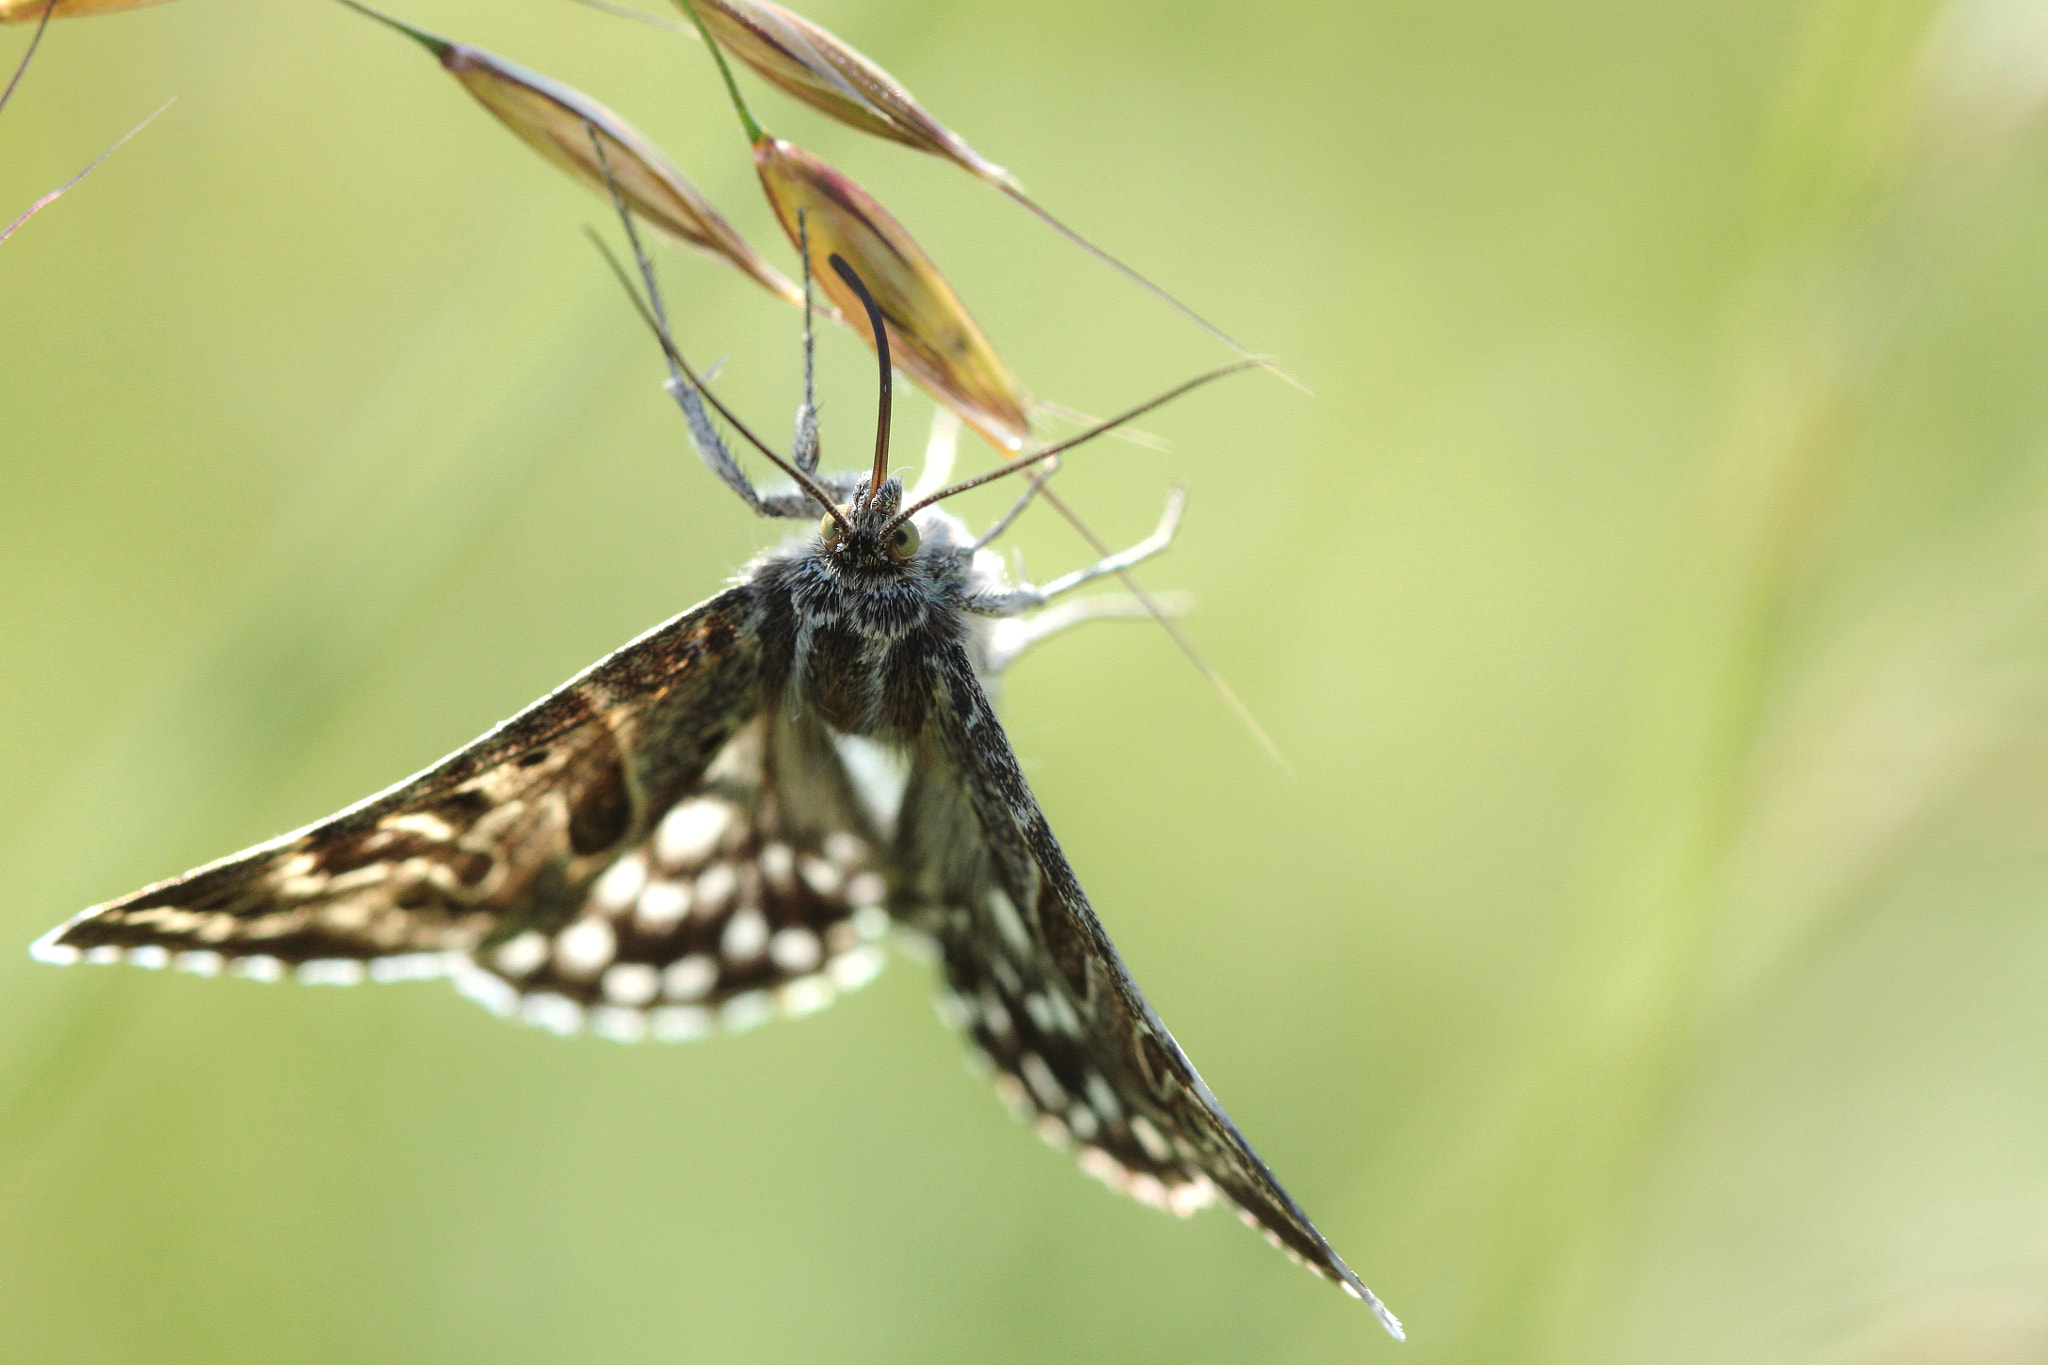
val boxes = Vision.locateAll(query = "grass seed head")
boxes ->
[755,136,1029,450]
[685,0,1017,191]
[338,0,798,306]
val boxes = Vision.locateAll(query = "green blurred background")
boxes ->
[6,0,2048,1360]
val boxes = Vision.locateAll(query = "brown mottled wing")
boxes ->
[898,639,1400,1334]
[35,588,766,988]
[455,706,898,1042]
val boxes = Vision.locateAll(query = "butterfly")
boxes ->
[30,238,1402,1339]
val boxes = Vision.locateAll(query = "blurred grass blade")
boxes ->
[682,0,1018,189]
[679,0,1255,359]
[755,136,1031,449]
[336,0,800,306]
[1,96,168,244]
[0,0,173,18]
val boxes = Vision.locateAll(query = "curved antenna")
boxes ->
[885,358,1263,533]
[828,253,893,501]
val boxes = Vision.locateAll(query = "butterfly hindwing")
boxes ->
[463,708,898,1041]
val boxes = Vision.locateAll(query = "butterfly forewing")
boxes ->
[36,591,762,983]
[905,637,1399,1328]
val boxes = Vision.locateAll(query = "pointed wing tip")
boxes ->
[29,922,80,965]
[1337,1274,1405,1340]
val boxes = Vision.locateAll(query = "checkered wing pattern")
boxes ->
[461,710,896,1041]
[906,639,1402,1336]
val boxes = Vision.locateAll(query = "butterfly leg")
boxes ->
[983,591,1192,672]
[966,485,1184,617]
[583,126,831,522]
[793,209,821,475]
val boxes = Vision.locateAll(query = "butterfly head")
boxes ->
[817,476,921,569]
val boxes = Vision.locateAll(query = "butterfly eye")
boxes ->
[886,520,920,563]
[820,511,844,546]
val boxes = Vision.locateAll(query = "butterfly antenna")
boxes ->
[888,358,1265,528]
[828,254,893,500]
[582,127,849,529]
[0,0,56,121]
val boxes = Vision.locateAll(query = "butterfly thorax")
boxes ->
[749,478,994,742]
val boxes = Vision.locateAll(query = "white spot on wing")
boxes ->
[1045,988,1082,1037]
[720,991,773,1032]
[768,925,822,973]
[1077,1145,1127,1193]
[797,856,841,898]
[846,873,886,909]
[592,852,648,910]
[694,862,737,915]
[650,1005,712,1041]
[831,732,909,835]
[758,842,796,890]
[1020,1052,1068,1110]
[601,962,660,1006]
[662,954,718,1001]
[1168,1175,1217,1217]
[553,918,616,979]
[1130,1115,1173,1164]
[1067,1103,1101,1142]
[297,958,363,986]
[235,955,285,983]
[986,888,1030,955]
[369,953,449,983]
[721,907,768,962]
[174,950,224,977]
[778,975,835,1017]
[656,798,732,867]
[827,946,884,992]
[635,878,691,931]
[492,931,549,978]
[824,831,868,869]
[382,811,454,840]
[1085,1071,1124,1124]
[520,992,584,1036]
[454,964,518,1016]
[1128,1173,1170,1210]
[590,1005,648,1044]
